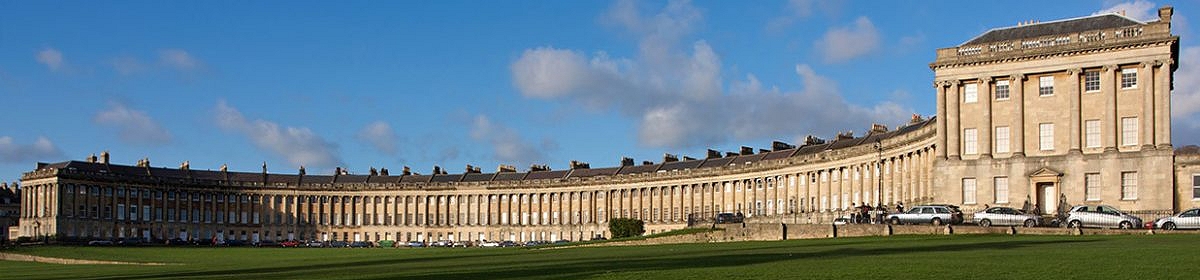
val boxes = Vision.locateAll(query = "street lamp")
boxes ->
[874,140,884,219]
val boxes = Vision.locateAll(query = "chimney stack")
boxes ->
[641,161,653,165]
[740,146,754,155]
[725,152,739,157]
[369,167,378,176]
[620,157,634,166]
[101,151,110,164]
[836,131,854,141]
[87,153,98,163]
[220,164,228,172]
[299,166,306,176]
[682,156,696,161]
[870,123,889,134]
[804,135,826,145]
[662,153,679,163]
[432,165,442,175]
[569,160,589,169]
[1159,6,1173,23]
[707,149,722,159]
[529,164,550,172]
[497,164,516,173]
[772,141,795,151]
[380,168,389,176]
[402,166,412,176]
[180,160,190,171]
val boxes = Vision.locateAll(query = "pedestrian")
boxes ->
[897,202,905,213]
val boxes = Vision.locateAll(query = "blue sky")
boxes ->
[2,0,1198,182]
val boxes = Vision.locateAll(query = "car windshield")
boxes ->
[935,208,949,214]
[1098,205,1121,214]
[986,208,1003,214]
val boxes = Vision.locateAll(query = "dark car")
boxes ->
[349,241,372,248]
[225,240,247,247]
[87,240,114,246]
[305,240,325,248]
[329,241,349,248]
[716,212,745,224]
[590,236,607,241]
[193,238,215,246]
[253,240,277,247]
[498,241,518,247]
[553,239,570,245]
[166,238,189,246]
[117,238,144,246]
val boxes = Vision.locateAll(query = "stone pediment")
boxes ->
[1027,167,1063,178]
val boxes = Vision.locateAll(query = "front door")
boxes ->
[1037,183,1056,215]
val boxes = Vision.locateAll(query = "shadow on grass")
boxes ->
[87,238,1096,279]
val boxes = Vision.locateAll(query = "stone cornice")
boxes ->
[930,37,1177,71]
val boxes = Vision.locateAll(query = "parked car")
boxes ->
[225,240,247,247]
[1064,205,1143,229]
[349,241,372,248]
[886,205,963,225]
[280,240,302,247]
[117,238,144,246]
[87,240,114,246]
[973,206,1041,227]
[832,217,851,225]
[253,240,277,247]
[1152,208,1200,230]
[478,240,500,247]
[329,241,349,248]
[193,238,215,246]
[406,241,426,247]
[553,239,570,245]
[589,236,607,241]
[498,241,518,247]
[305,240,325,248]
[165,238,188,246]
[715,212,745,224]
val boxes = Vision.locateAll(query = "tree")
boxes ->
[608,218,645,239]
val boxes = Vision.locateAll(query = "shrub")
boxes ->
[608,218,645,239]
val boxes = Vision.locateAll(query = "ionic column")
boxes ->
[1156,59,1173,149]
[1069,68,1082,153]
[1102,65,1118,152]
[1141,61,1156,149]
[1011,74,1026,157]
[979,77,993,158]
[947,80,962,160]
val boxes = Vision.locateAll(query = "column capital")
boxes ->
[949,80,961,86]
[1159,58,1175,66]
[979,77,993,83]
[1102,64,1118,72]
[1066,68,1083,75]
[1142,60,1162,67]
[1009,73,1026,81]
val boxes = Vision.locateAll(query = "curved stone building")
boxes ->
[15,7,1190,243]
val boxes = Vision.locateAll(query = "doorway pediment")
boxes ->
[1027,167,1063,179]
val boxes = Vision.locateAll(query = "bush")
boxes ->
[608,218,645,239]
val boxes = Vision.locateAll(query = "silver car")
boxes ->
[973,206,1040,227]
[1065,205,1143,229]
[886,205,959,225]
[1152,208,1200,230]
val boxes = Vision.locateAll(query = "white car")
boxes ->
[973,207,1041,227]
[478,241,500,247]
[1065,205,1143,229]
[1152,208,1200,230]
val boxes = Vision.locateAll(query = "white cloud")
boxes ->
[159,49,201,71]
[511,1,910,148]
[36,48,64,71]
[0,136,63,163]
[357,121,399,156]
[1173,46,1200,119]
[815,16,880,63]
[1096,0,1158,22]
[766,0,842,32]
[469,115,552,167]
[94,102,172,145]
[110,56,145,76]
[214,100,341,169]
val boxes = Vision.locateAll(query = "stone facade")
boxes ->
[13,6,1189,243]
[930,7,1179,218]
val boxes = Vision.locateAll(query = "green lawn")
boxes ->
[3,234,1199,279]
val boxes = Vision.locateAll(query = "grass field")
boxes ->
[3,234,1200,279]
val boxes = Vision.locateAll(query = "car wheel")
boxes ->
[979,219,991,227]
[890,217,900,225]
[932,218,943,226]
[1119,221,1133,229]
[1023,219,1036,228]
[1164,222,1177,230]
[1068,220,1082,228]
